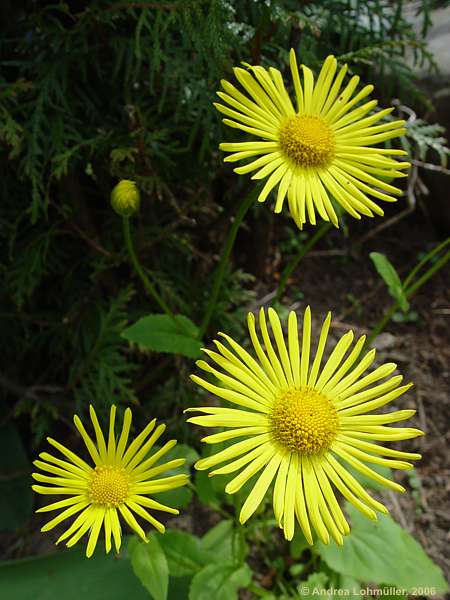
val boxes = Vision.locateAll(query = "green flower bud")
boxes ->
[110,179,140,217]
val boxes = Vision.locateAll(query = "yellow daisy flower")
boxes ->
[215,50,409,228]
[32,405,189,557]
[186,307,423,545]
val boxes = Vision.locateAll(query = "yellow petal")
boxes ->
[240,452,282,524]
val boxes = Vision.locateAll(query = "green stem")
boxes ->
[122,217,174,319]
[366,304,398,347]
[404,248,449,297]
[273,221,332,305]
[403,237,450,290]
[232,495,246,567]
[367,245,450,346]
[199,187,258,338]
[248,583,274,597]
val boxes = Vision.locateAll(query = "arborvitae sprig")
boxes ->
[0,0,446,439]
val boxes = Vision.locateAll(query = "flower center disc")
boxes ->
[279,115,335,168]
[270,387,338,455]
[90,466,129,506]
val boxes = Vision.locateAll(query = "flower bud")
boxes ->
[110,179,140,217]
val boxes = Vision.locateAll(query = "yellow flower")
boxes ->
[32,405,188,557]
[186,307,423,545]
[215,50,409,228]
[111,179,141,217]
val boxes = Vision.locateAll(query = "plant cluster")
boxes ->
[1,1,449,599]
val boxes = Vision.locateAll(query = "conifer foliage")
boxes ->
[0,0,444,437]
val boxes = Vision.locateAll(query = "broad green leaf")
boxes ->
[196,443,260,508]
[129,535,169,600]
[154,444,198,509]
[188,563,252,600]
[158,486,192,509]
[194,470,221,509]
[289,563,305,577]
[199,520,234,564]
[338,575,362,598]
[327,571,362,598]
[206,466,235,504]
[168,576,192,599]
[159,521,247,580]
[290,531,311,559]
[297,572,328,599]
[0,421,33,531]
[318,504,448,593]
[369,253,409,311]
[166,443,199,468]
[122,314,203,359]
[379,585,408,600]
[0,542,148,600]
[347,462,393,492]
[158,530,210,577]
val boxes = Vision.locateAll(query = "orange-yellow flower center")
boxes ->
[90,466,129,506]
[279,114,335,168]
[270,387,338,454]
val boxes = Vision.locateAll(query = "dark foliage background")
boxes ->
[1,2,449,585]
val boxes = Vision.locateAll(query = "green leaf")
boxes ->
[168,576,192,599]
[129,535,169,600]
[297,572,328,599]
[0,421,33,531]
[0,542,148,600]
[159,487,193,509]
[347,462,393,492]
[195,444,237,507]
[160,521,247,581]
[289,563,305,577]
[158,530,210,577]
[290,530,311,559]
[338,575,362,598]
[318,504,448,593]
[122,314,203,359]
[327,571,362,598]
[167,443,199,468]
[155,444,198,509]
[369,252,409,311]
[188,563,252,600]
[194,470,221,509]
[199,520,235,564]
[379,585,408,600]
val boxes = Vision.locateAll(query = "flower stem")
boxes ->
[273,221,332,305]
[367,240,450,346]
[405,248,449,297]
[232,494,246,567]
[122,216,174,319]
[199,187,258,338]
[402,236,450,290]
